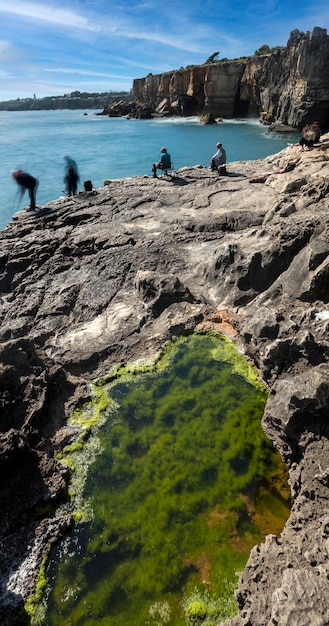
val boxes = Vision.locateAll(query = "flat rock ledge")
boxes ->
[1,137,329,625]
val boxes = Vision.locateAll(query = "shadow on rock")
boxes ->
[168,176,189,186]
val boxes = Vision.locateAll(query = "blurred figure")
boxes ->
[313,121,322,142]
[299,124,317,150]
[64,156,79,196]
[12,170,39,211]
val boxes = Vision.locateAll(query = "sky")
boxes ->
[0,0,329,101]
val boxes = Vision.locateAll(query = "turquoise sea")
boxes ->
[0,109,296,230]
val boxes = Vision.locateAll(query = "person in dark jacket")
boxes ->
[64,155,80,196]
[12,170,38,210]
[152,147,171,177]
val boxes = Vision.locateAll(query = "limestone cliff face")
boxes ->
[241,26,329,126]
[133,62,246,116]
[203,62,246,116]
[133,26,329,128]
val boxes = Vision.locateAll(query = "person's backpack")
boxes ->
[84,180,93,191]
[218,165,227,176]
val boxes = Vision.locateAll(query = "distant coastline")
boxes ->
[0,90,131,112]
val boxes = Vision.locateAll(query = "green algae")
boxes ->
[43,333,290,626]
[25,555,50,625]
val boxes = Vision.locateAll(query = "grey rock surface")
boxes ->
[1,137,329,624]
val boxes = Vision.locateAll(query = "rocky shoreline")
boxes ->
[1,138,329,624]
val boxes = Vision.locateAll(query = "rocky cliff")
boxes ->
[1,138,329,624]
[132,26,329,130]
[133,61,246,117]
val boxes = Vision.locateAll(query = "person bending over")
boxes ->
[12,170,39,211]
[152,147,171,177]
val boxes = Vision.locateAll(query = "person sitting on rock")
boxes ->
[299,124,317,150]
[152,147,171,177]
[12,170,39,211]
[210,142,227,174]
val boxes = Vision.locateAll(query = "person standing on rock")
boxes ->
[64,155,80,196]
[12,170,39,211]
[152,147,171,177]
[210,142,227,174]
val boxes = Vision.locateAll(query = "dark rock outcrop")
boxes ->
[131,27,329,130]
[1,136,329,624]
[98,98,155,119]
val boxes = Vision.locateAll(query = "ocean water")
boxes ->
[0,109,297,230]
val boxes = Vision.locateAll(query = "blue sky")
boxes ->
[0,0,328,100]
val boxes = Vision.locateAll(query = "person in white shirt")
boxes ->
[211,142,227,172]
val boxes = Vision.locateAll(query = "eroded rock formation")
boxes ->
[241,26,329,127]
[129,27,329,130]
[132,61,246,118]
[1,137,329,624]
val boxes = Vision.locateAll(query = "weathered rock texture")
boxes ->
[133,62,246,117]
[1,136,329,624]
[131,27,329,129]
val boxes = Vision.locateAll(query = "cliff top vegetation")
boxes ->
[177,44,284,71]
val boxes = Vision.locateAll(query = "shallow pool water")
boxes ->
[43,333,290,626]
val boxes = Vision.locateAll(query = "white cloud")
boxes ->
[108,26,204,53]
[45,67,136,81]
[0,0,212,53]
[0,39,27,64]
[0,1,100,31]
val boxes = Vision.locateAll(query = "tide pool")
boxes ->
[0,110,297,230]
[39,333,291,626]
